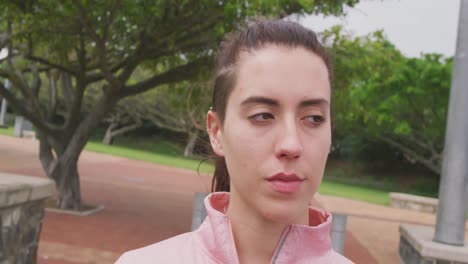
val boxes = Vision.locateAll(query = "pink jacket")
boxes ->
[116,192,353,263]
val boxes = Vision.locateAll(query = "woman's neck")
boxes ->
[226,193,309,264]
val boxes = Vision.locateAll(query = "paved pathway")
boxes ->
[2,134,466,263]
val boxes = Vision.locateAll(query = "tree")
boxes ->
[97,82,210,157]
[148,81,211,157]
[326,27,452,175]
[0,1,359,210]
[100,96,145,145]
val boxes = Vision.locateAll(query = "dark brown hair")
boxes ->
[211,19,332,192]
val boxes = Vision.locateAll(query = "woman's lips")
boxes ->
[266,173,304,193]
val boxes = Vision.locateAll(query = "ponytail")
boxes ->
[211,156,230,192]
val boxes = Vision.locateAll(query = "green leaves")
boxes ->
[394,121,411,135]
[328,27,451,174]
[298,0,315,13]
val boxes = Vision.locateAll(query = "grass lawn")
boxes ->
[0,126,14,136]
[85,141,214,173]
[319,180,389,205]
[0,126,389,205]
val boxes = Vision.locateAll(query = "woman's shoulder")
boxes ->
[115,232,195,264]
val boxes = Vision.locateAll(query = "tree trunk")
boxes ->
[51,95,118,210]
[36,94,118,210]
[103,122,118,145]
[52,160,82,210]
[38,132,82,210]
[184,130,199,157]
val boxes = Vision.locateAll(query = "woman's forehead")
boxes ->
[232,45,330,102]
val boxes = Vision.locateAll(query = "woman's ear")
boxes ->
[207,110,224,156]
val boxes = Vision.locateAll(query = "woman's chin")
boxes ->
[259,200,309,225]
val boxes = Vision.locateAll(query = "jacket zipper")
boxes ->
[270,226,292,264]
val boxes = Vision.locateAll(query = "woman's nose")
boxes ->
[275,121,303,160]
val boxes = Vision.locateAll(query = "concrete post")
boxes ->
[0,79,10,126]
[434,0,468,246]
[14,115,24,137]
[191,192,208,231]
[331,213,347,254]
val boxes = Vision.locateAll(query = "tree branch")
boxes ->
[406,133,440,156]
[148,113,186,133]
[173,15,223,48]
[85,57,130,83]
[31,64,41,96]
[102,0,121,42]
[110,122,141,138]
[62,93,118,162]
[72,0,122,89]
[0,68,29,98]
[0,81,57,136]
[119,56,211,98]
[26,55,76,75]
[376,135,441,174]
[72,0,101,41]
[76,26,87,77]
[37,130,57,179]
[143,14,222,60]
[46,70,58,115]
[0,68,45,119]
[63,79,86,140]
[60,72,74,111]
[187,86,205,131]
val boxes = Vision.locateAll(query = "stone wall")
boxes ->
[399,224,468,264]
[390,192,438,214]
[0,173,54,264]
[399,236,467,264]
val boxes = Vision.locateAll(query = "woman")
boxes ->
[116,19,353,264]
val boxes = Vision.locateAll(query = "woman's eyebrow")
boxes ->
[241,96,279,107]
[240,96,329,108]
[299,98,329,108]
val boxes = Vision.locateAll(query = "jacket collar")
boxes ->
[194,192,334,264]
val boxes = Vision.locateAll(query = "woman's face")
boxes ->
[208,45,331,223]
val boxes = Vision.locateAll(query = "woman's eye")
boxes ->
[304,115,325,125]
[248,112,274,122]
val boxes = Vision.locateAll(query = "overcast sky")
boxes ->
[299,0,460,57]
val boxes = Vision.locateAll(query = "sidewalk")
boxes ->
[2,134,465,263]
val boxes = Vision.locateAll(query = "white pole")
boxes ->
[434,0,468,246]
[0,79,10,126]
